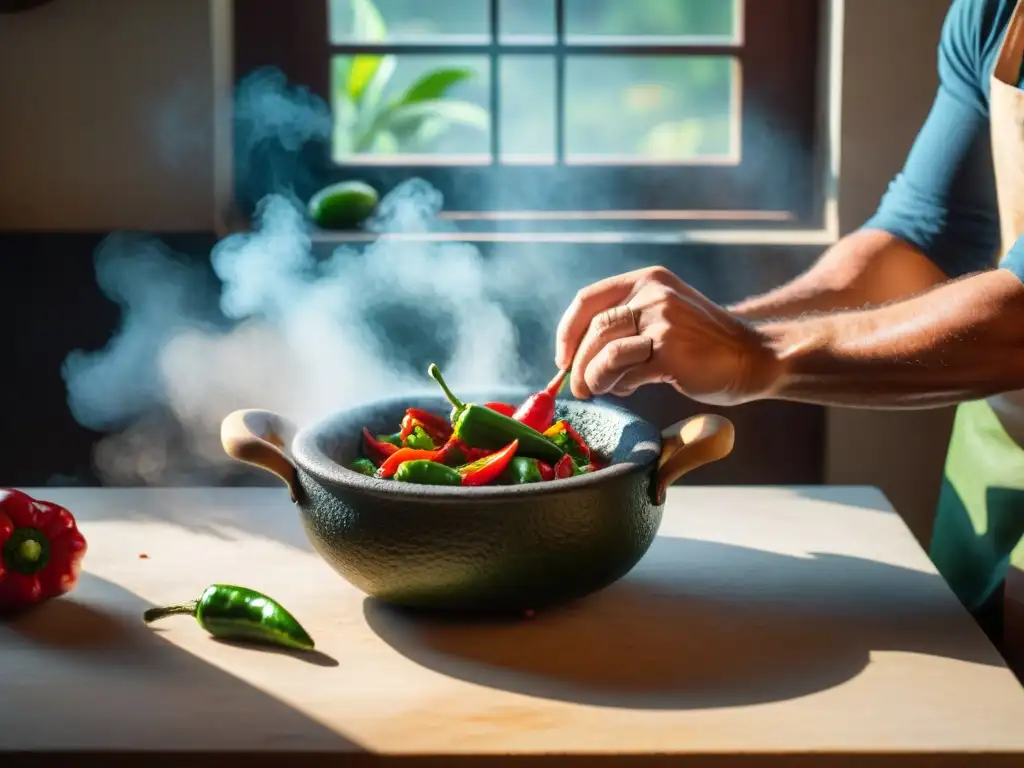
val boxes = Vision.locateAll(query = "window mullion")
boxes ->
[554,0,566,165]
[489,0,500,166]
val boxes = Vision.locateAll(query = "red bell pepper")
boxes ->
[484,402,517,418]
[537,461,555,481]
[362,428,399,463]
[553,454,575,479]
[0,489,87,610]
[458,440,519,487]
[511,369,570,432]
[376,447,442,478]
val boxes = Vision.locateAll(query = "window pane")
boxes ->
[499,0,554,44]
[565,0,738,42]
[331,55,491,164]
[499,56,555,164]
[329,0,489,44]
[564,56,737,163]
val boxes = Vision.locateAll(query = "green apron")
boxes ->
[930,0,1024,662]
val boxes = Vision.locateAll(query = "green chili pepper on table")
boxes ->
[142,584,315,651]
[394,459,464,486]
[427,364,565,465]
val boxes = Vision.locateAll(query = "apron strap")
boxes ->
[994,0,1024,84]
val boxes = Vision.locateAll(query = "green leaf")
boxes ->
[394,68,476,108]
[345,0,388,101]
[348,54,385,102]
[351,0,386,42]
[386,100,489,134]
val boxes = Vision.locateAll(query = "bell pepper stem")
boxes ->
[143,601,199,624]
[19,538,42,563]
[428,364,465,410]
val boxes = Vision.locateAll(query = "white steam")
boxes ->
[60,70,594,485]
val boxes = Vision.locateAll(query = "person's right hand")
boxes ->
[555,267,782,405]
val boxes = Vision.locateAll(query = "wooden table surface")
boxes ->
[2,486,1023,766]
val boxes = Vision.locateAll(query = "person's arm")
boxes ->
[761,255,1024,409]
[732,0,1001,320]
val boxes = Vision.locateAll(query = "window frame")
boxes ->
[233,0,824,229]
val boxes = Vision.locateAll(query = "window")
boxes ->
[233,0,823,229]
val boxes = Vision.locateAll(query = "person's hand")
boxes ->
[555,267,781,405]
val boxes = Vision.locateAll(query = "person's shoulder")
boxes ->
[940,0,1017,111]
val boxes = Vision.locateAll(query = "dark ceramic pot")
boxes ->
[221,393,734,613]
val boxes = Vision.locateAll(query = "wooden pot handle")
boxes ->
[653,414,735,505]
[221,409,301,501]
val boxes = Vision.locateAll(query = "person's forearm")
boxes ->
[730,230,950,320]
[759,268,1024,408]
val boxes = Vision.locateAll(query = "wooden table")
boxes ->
[2,486,1023,767]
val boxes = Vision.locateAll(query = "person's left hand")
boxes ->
[555,267,781,405]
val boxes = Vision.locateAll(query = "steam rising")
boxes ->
[62,69,597,485]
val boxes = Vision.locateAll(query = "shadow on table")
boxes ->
[790,485,895,512]
[0,573,357,752]
[364,534,1005,711]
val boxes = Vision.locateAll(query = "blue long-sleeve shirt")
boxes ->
[863,0,1024,279]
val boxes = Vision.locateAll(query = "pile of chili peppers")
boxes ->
[349,365,602,487]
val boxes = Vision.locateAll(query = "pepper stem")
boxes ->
[545,368,571,397]
[19,538,42,563]
[427,364,464,410]
[143,601,199,624]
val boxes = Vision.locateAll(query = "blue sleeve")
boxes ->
[863,0,1003,278]
[1003,235,1024,279]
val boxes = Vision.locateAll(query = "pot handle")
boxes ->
[653,414,735,505]
[221,409,301,501]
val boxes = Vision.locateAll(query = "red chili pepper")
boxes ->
[376,447,442,478]
[435,437,491,466]
[0,489,87,610]
[362,428,399,463]
[484,402,517,418]
[511,369,570,432]
[553,454,575,479]
[537,461,555,481]
[405,408,453,439]
[458,440,519,487]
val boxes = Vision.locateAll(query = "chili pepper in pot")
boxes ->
[458,440,519,486]
[544,420,592,467]
[500,456,554,484]
[143,584,315,651]
[0,489,87,611]
[512,368,570,432]
[554,454,576,479]
[427,364,564,465]
[362,428,399,463]
[404,408,453,441]
[484,402,517,418]
[376,447,444,478]
[394,460,463,486]
[348,457,377,476]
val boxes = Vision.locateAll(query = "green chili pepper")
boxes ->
[348,457,377,476]
[394,459,463,486]
[377,432,402,448]
[142,584,315,651]
[405,425,436,450]
[427,364,564,464]
[500,456,545,484]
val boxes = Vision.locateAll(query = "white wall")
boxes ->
[0,0,959,540]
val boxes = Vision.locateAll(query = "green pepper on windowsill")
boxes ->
[143,584,315,651]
